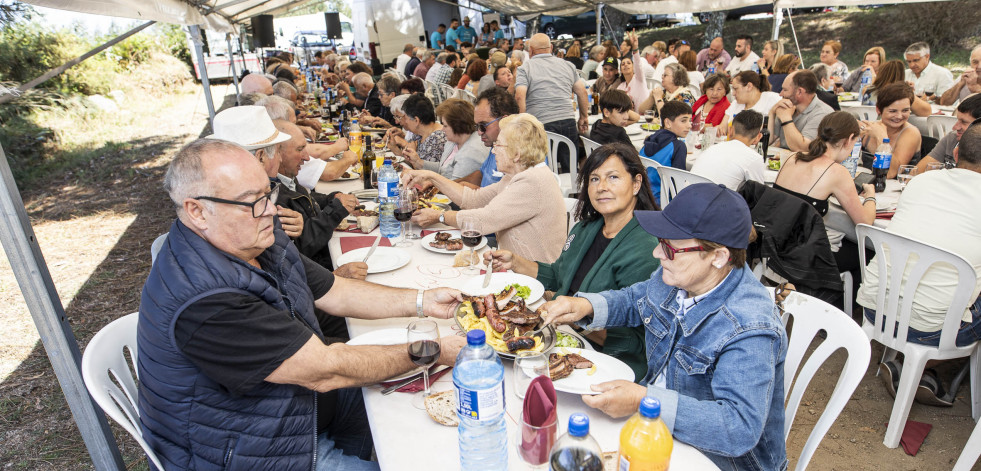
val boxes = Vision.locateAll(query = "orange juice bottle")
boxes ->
[618,397,672,470]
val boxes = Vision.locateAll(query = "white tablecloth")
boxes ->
[823,177,899,242]
[316,177,720,470]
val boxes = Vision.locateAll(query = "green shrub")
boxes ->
[0,22,117,95]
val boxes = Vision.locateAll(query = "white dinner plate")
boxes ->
[420,230,487,254]
[347,328,427,381]
[460,273,545,304]
[555,326,593,351]
[335,246,410,273]
[548,348,635,395]
[625,123,643,136]
[335,169,360,181]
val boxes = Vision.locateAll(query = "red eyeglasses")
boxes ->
[657,238,706,260]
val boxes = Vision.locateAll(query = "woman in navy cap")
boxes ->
[542,183,789,471]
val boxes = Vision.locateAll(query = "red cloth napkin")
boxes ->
[886,420,932,456]
[520,376,558,464]
[379,367,452,393]
[339,236,391,253]
[339,224,369,233]
[420,230,440,237]
[875,212,895,220]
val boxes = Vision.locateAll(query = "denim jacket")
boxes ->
[579,265,788,471]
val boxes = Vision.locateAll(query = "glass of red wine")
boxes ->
[394,191,414,247]
[403,186,421,240]
[407,319,440,409]
[460,220,483,275]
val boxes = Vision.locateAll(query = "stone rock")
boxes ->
[107,90,125,102]
[86,95,118,112]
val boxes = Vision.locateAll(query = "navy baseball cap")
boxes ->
[634,183,751,249]
[602,57,619,69]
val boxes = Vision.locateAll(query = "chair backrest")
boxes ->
[545,131,577,174]
[81,313,164,470]
[842,105,878,122]
[927,114,957,139]
[580,136,601,159]
[438,83,457,104]
[150,233,168,264]
[688,83,702,98]
[459,88,476,104]
[655,166,714,208]
[855,223,978,352]
[770,290,871,471]
[563,197,579,234]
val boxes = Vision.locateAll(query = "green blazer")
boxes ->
[536,217,660,381]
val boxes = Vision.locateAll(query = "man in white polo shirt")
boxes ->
[691,110,766,190]
[904,41,955,99]
[725,35,761,75]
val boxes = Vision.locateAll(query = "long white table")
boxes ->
[316,177,719,470]
[824,176,900,242]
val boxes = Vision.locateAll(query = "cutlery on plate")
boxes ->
[481,259,493,288]
[363,235,382,263]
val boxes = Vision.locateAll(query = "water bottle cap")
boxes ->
[384,159,392,165]
[639,396,661,419]
[882,138,890,143]
[567,413,590,437]
[353,119,359,124]
[466,330,485,345]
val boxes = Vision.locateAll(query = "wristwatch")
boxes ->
[438,212,446,224]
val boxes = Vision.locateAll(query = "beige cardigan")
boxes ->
[458,165,567,263]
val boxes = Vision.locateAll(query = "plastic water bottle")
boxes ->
[377,159,401,239]
[454,330,507,470]
[872,138,892,193]
[707,62,716,76]
[617,397,673,470]
[860,67,873,94]
[549,413,603,471]
[843,140,861,178]
[751,61,760,73]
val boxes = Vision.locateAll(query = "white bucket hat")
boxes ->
[207,106,291,150]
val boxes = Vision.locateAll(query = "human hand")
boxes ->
[540,296,594,326]
[578,115,589,134]
[277,206,304,238]
[402,147,423,169]
[964,69,978,86]
[483,249,514,272]
[333,262,368,280]
[299,125,317,141]
[774,99,794,122]
[422,287,464,319]
[411,207,441,227]
[437,335,467,366]
[401,168,436,188]
[652,87,664,101]
[581,380,647,418]
[860,183,876,198]
[335,193,359,213]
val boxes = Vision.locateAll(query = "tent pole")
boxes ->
[0,143,126,470]
[771,4,783,41]
[226,34,241,104]
[189,25,217,122]
[595,3,602,46]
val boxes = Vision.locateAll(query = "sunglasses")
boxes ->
[476,116,502,133]
[657,238,706,260]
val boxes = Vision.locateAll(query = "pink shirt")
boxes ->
[617,52,650,112]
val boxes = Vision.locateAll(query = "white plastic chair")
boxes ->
[655,166,714,208]
[754,257,853,314]
[150,233,168,264]
[563,197,579,234]
[927,114,957,139]
[856,223,981,448]
[81,313,164,470]
[438,83,457,105]
[458,88,476,104]
[952,418,981,471]
[545,131,580,198]
[769,289,871,471]
[580,136,601,159]
[842,105,879,122]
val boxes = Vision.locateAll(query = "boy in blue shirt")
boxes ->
[639,100,692,199]
[430,24,445,49]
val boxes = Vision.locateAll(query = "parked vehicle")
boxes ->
[696,6,821,23]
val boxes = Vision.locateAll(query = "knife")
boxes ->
[362,235,382,263]
[481,259,494,288]
[381,365,444,395]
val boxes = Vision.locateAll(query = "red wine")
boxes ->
[461,230,481,248]
[394,210,413,222]
[408,339,440,366]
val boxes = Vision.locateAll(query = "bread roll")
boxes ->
[424,390,458,427]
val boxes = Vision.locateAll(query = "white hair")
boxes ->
[390,94,410,114]
[353,72,374,88]
[905,42,930,57]
[273,81,297,101]
[165,139,247,212]
[257,95,294,121]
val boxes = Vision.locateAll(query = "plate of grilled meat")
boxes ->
[546,348,634,395]
[421,230,486,254]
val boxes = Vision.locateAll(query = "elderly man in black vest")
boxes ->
[138,138,466,470]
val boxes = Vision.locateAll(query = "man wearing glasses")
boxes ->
[139,138,467,471]
[457,87,519,188]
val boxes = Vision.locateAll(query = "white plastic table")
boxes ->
[316,177,720,470]
[823,176,899,242]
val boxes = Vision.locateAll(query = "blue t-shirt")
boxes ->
[479,149,503,187]
[445,27,460,46]
[457,26,477,44]
[494,30,505,41]
[430,31,443,49]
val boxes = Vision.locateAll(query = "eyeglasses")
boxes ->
[194,183,280,218]
[477,116,502,133]
[657,238,706,260]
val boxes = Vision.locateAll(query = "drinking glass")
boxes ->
[513,351,548,400]
[897,165,917,190]
[404,187,421,240]
[644,110,656,132]
[459,220,482,274]
[927,162,944,172]
[394,191,414,247]
[407,320,440,409]
[514,411,557,469]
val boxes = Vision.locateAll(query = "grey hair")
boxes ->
[353,72,374,88]
[421,50,435,61]
[273,81,297,100]
[257,95,294,121]
[165,139,246,212]
[905,41,930,57]
[809,63,831,82]
[263,73,277,82]
[390,94,410,114]
[436,52,449,65]
[251,144,277,161]
[238,92,267,106]
[416,48,426,58]
[377,74,401,95]
[642,45,657,57]
[589,45,605,61]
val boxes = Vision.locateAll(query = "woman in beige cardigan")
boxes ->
[404,113,567,263]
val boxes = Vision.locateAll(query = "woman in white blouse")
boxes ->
[718,70,783,134]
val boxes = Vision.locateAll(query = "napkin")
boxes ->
[339,236,392,253]
[875,212,895,220]
[886,420,932,456]
[379,367,452,393]
[521,375,558,464]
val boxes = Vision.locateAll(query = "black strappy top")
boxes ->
[773,160,836,216]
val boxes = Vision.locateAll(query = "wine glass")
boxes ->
[404,187,421,240]
[459,220,482,275]
[407,319,440,409]
[898,165,917,190]
[394,191,414,247]
[644,110,655,132]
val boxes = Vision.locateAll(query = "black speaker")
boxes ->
[324,12,343,40]
[251,15,275,48]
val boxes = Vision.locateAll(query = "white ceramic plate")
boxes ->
[347,328,423,381]
[555,326,593,351]
[625,123,643,136]
[335,170,360,181]
[420,230,487,254]
[336,246,410,273]
[460,273,545,304]
[549,348,635,395]
[352,189,378,200]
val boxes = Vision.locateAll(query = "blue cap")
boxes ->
[634,183,751,249]
[567,413,590,437]
[466,330,485,346]
[639,397,661,419]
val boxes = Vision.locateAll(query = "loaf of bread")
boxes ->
[357,215,378,233]
[424,390,458,427]
[453,250,480,267]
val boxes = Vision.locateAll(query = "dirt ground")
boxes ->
[1,81,979,470]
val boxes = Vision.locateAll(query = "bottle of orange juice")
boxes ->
[618,396,672,470]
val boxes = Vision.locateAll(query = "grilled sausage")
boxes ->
[483,294,506,332]
[505,336,536,352]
